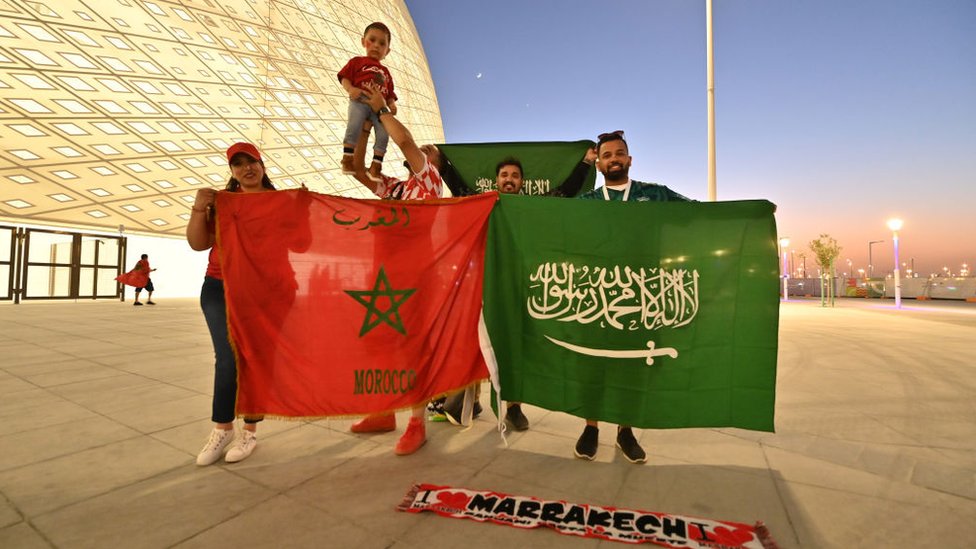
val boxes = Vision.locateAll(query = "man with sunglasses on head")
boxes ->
[574,130,692,464]
[580,130,690,203]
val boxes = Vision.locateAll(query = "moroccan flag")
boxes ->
[215,189,496,418]
[482,194,779,431]
[439,141,597,196]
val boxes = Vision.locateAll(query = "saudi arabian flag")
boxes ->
[438,141,596,196]
[482,194,779,431]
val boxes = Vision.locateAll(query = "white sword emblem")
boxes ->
[544,336,678,366]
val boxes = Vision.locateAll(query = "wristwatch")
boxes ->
[376,106,391,117]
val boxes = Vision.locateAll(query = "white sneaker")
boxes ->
[224,429,257,463]
[196,428,235,466]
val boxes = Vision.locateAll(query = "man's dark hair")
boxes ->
[365,22,391,44]
[596,131,628,155]
[141,254,148,260]
[402,150,445,174]
[495,156,523,176]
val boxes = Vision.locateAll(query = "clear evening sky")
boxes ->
[403,0,975,277]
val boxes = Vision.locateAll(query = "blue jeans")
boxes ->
[343,99,389,155]
[200,276,259,424]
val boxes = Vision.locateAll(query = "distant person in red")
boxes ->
[116,253,156,305]
[338,21,398,182]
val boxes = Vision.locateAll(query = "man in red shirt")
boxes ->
[345,88,448,456]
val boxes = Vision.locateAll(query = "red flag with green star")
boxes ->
[215,189,495,418]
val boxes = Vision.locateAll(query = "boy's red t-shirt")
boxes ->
[337,56,397,102]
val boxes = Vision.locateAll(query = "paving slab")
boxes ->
[0,297,973,548]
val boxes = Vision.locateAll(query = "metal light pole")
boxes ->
[887,219,903,308]
[868,240,884,277]
[706,0,716,201]
[779,237,790,301]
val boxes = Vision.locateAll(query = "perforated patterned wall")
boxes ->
[0,0,442,236]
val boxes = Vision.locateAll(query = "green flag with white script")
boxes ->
[438,141,596,196]
[482,195,779,431]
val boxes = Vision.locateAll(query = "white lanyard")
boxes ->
[602,180,631,202]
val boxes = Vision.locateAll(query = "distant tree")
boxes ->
[809,234,842,306]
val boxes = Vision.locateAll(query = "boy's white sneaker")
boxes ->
[196,428,235,466]
[225,430,257,463]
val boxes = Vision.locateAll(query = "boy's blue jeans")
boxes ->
[343,99,389,155]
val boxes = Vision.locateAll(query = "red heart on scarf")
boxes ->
[708,526,754,545]
[435,491,472,511]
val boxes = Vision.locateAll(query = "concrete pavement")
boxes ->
[0,297,973,548]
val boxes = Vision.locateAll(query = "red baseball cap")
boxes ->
[226,142,262,163]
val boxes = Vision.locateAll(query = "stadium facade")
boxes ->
[0,0,442,237]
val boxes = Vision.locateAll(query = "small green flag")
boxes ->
[482,195,779,431]
[439,141,596,196]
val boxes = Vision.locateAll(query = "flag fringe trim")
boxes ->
[396,483,421,512]
[234,379,489,422]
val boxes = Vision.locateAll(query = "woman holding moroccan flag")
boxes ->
[186,142,277,466]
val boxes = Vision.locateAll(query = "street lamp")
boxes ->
[779,237,790,300]
[868,240,884,277]
[886,218,903,309]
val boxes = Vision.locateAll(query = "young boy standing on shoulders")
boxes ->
[338,21,398,182]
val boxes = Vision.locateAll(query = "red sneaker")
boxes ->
[350,414,396,433]
[394,417,426,455]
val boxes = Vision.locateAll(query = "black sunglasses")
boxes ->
[597,130,625,141]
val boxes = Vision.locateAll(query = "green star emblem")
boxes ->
[345,266,416,336]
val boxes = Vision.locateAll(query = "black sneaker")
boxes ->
[133,302,143,306]
[616,427,647,464]
[427,397,447,422]
[146,301,156,305]
[505,404,529,431]
[574,425,599,460]
[443,392,480,426]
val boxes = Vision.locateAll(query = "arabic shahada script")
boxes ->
[527,263,700,331]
